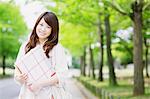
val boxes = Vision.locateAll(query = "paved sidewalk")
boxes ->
[73,79,98,99]
[0,77,97,99]
[0,69,98,99]
[0,78,20,99]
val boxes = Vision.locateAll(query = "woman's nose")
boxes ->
[41,26,46,31]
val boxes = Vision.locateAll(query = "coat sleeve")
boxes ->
[14,42,26,85]
[53,44,69,87]
[14,42,26,67]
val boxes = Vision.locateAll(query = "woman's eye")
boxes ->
[47,26,51,28]
[40,24,43,26]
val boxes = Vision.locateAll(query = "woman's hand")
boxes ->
[27,82,42,93]
[15,73,28,84]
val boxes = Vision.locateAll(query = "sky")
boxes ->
[14,0,48,29]
[14,0,56,30]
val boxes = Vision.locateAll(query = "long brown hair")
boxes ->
[25,12,59,58]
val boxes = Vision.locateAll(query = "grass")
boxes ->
[0,67,14,79]
[0,74,12,79]
[77,76,150,99]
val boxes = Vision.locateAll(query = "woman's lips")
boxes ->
[38,32,46,36]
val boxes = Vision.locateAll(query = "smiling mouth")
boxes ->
[38,32,46,36]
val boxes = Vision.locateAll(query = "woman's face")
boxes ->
[36,18,52,40]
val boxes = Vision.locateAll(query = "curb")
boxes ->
[73,79,98,99]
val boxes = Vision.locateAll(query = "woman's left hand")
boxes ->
[27,82,42,93]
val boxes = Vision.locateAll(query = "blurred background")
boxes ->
[0,0,150,99]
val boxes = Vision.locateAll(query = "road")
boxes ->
[0,78,20,99]
[0,69,97,99]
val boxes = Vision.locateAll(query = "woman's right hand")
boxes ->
[15,73,28,84]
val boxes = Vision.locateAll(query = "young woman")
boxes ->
[14,12,71,99]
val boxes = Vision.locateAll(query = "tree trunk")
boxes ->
[104,10,117,86]
[83,46,87,76]
[89,44,95,79]
[97,13,104,81]
[110,0,145,95]
[80,55,84,75]
[2,55,6,75]
[131,1,145,95]
[144,37,149,78]
[88,56,91,77]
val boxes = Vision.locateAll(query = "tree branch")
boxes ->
[110,1,129,16]
[143,1,150,10]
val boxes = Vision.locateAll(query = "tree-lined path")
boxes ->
[0,69,97,99]
[0,0,149,98]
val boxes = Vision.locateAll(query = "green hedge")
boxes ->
[77,76,117,99]
[77,76,150,99]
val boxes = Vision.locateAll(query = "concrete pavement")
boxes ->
[0,78,20,99]
[0,69,98,99]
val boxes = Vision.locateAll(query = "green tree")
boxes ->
[48,0,119,85]
[143,5,150,78]
[109,0,149,95]
[0,2,27,75]
[104,6,117,86]
[48,0,99,76]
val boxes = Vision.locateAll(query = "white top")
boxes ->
[14,42,71,99]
